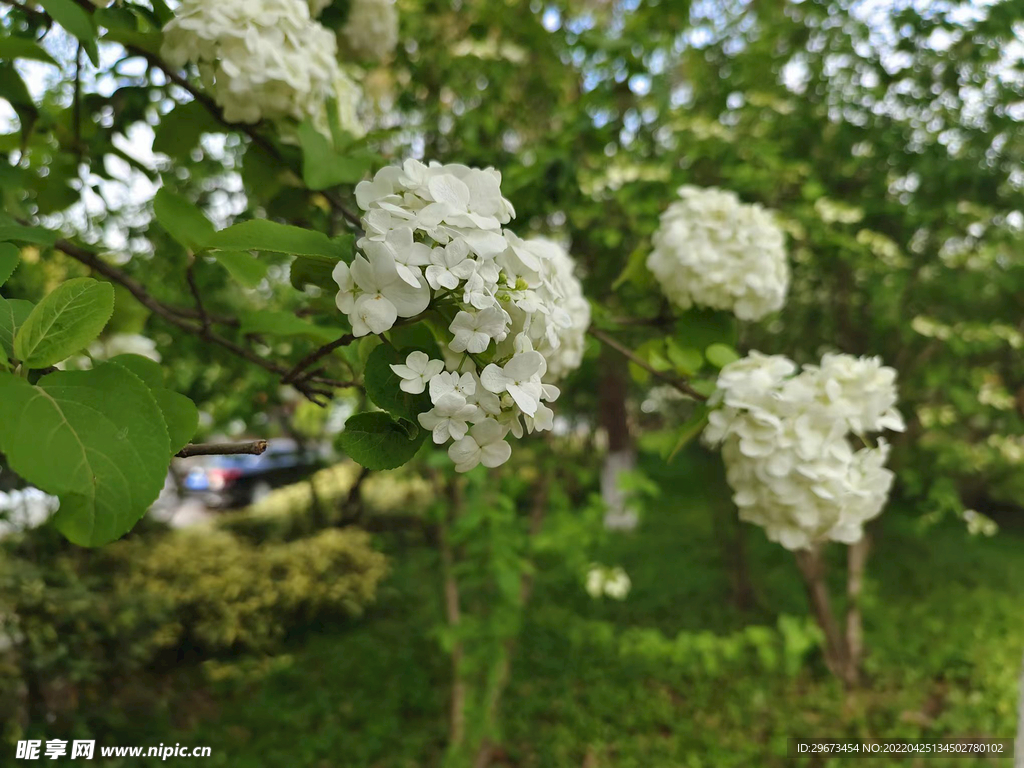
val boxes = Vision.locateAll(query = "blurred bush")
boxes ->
[218,462,433,544]
[0,525,386,734]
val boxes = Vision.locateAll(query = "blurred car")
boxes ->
[182,439,319,508]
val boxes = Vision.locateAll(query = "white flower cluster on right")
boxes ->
[702,351,905,551]
[162,0,359,129]
[335,160,590,472]
[647,186,789,321]
[341,0,399,61]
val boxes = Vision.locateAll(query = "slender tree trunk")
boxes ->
[844,536,870,687]
[1015,648,1024,768]
[439,479,466,750]
[598,345,637,530]
[794,546,849,682]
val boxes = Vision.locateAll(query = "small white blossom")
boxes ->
[390,351,444,394]
[480,350,546,416]
[447,418,512,472]
[418,393,479,444]
[449,307,509,354]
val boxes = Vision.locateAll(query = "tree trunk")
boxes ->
[794,546,850,683]
[844,536,870,687]
[598,345,637,530]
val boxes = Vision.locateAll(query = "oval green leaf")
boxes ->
[14,277,114,368]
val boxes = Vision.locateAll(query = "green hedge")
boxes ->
[0,526,386,733]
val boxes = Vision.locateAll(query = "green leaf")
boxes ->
[666,339,704,376]
[0,221,56,245]
[101,27,162,55]
[364,344,431,422]
[107,354,197,455]
[15,278,114,368]
[210,250,268,288]
[389,323,442,359]
[239,310,336,342]
[0,363,170,546]
[705,343,740,369]
[612,242,653,290]
[38,0,99,65]
[0,297,33,359]
[629,339,672,385]
[297,120,374,190]
[291,253,343,291]
[152,389,198,456]
[153,188,215,252]
[337,411,426,471]
[0,242,19,286]
[0,37,59,66]
[667,405,710,462]
[107,353,162,387]
[153,100,223,156]
[208,219,348,259]
[674,309,738,351]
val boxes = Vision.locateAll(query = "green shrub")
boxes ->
[0,526,387,736]
[111,528,388,652]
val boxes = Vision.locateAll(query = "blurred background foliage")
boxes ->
[1,0,1023,765]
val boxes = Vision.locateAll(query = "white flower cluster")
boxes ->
[333,160,590,471]
[647,186,789,321]
[703,351,905,551]
[585,564,631,600]
[341,0,399,61]
[162,0,355,128]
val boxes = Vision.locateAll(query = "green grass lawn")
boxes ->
[113,452,1024,767]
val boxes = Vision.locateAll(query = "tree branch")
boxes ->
[52,238,357,404]
[176,440,268,458]
[283,333,356,383]
[587,327,708,401]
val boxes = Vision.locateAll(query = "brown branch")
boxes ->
[53,237,237,326]
[176,440,267,458]
[283,333,357,383]
[588,327,708,401]
[52,238,357,404]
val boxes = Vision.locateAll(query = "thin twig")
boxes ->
[587,327,708,401]
[283,333,356,383]
[176,440,268,458]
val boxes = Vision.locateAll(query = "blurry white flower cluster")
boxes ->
[334,160,590,471]
[647,186,789,321]
[703,351,905,550]
[585,564,631,600]
[162,0,358,130]
[341,0,399,61]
